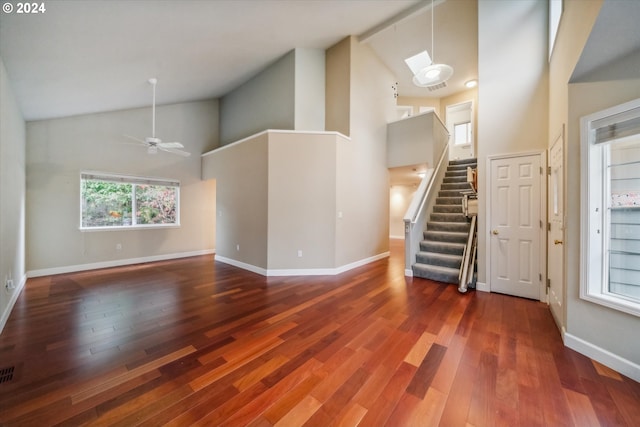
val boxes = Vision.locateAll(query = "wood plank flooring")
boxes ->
[1,240,639,426]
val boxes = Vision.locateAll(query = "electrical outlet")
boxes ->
[236,244,240,251]
[297,250,303,258]
[116,243,122,251]
[5,278,14,291]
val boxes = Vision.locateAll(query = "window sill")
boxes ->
[580,289,640,318]
[79,224,181,232]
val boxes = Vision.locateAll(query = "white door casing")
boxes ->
[548,126,565,326]
[488,153,544,300]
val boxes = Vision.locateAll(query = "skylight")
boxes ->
[404,50,432,75]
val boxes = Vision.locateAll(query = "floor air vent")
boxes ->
[0,366,15,384]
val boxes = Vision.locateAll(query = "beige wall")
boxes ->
[294,49,326,132]
[267,132,338,270]
[26,100,218,273]
[203,133,269,268]
[477,0,549,285]
[441,87,478,157]
[396,96,441,118]
[202,130,345,272]
[326,37,351,137]
[548,0,602,331]
[0,57,26,331]
[567,78,640,367]
[220,50,296,145]
[335,37,396,266]
[390,185,415,238]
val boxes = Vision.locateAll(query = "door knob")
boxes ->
[492,230,499,235]
[554,239,563,245]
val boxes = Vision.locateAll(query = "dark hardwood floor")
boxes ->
[1,240,639,426]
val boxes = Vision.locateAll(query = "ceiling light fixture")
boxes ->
[465,79,478,88]
[412,0,453,88]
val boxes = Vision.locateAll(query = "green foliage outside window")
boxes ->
[81,176,178,229]
[136,185,177,224]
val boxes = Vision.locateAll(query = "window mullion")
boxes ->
[132,185,137,226]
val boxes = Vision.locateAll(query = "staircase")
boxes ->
[412,158,477,284]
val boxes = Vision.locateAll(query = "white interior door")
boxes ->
[489,154,542,299]
[548,129,564,325]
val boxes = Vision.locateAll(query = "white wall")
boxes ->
[26,100,218,274]
[0,57,26,332]
[477,0,549,285]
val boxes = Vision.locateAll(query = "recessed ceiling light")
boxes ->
[465,79,478,88]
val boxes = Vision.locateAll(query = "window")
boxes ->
[81,172,180,230]
[549,0,563,59]
[581,98,640,317]
[454,121,471,145]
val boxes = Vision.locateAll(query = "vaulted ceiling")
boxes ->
[0,0,478,121]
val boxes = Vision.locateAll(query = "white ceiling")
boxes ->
[0,0,478,122]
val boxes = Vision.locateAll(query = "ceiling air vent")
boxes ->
[427,81,447,92]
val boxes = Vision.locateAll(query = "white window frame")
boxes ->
[80,171,181,231]
[580,97,640,317]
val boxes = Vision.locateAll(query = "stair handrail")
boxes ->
[458,214,477,293]
[403,142,449,276]
[405,142,449,225]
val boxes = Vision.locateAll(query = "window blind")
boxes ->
[593,106,640,144]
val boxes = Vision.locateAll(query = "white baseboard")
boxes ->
[564,332,640,383]
[389,235,404,240]
[476,281,490,292]
[214,256,268,276]
[0,274,27,334]
[27,249,216,278]
[405,269,414,277]
[215,252,390,277]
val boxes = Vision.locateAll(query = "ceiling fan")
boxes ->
[124,78,191,157]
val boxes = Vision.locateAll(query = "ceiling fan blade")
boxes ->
[160,146,191,157]
[157,141,184,149]
[124,134,147,145]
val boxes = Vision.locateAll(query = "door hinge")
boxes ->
[540,166,543,175]
[546,278,551,294]
[539,273,542,281]
[547,166,552,175]
[540,220,543,229]
[547,222,551,232]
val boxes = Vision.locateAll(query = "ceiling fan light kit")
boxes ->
[412,63,454,87]
[123,78,191,157]
[410,0,453,89]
